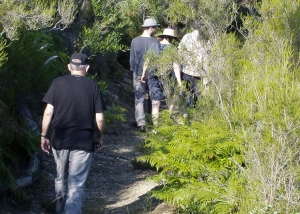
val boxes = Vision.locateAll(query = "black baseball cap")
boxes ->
[69,53,88,66]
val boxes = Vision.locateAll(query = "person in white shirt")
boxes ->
[178,24,211,107]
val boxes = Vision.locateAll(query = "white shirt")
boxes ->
[178,30,211,77]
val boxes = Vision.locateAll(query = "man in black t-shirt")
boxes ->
[41,53,106,214]
[130,18,159,131]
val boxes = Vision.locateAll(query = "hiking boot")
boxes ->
[138,125,146,132]
[130,121,138,128]
[150,129,157,134]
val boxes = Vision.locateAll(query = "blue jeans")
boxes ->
[52,148,92,214]
[133,74,147,126]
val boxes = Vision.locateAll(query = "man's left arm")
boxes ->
[141,58,149,83]
[95,112,105,151]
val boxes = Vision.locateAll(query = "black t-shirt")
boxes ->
[42,75,106,152]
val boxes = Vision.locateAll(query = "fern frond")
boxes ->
[142,119,245,212]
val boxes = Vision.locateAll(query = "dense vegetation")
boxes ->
[1,0,300,213]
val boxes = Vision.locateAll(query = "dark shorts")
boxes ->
[181,72,200,92]
[147,71,165,101]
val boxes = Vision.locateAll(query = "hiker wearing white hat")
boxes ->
[156,28,178,38]
[130,18,159,132]
[141,28,181,126]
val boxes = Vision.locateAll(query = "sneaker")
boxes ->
[138,125,146,132]
[150,129,157,134]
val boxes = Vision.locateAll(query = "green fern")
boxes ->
[140,118,244,213]
[0,102,39,200]
[103,102,127,126]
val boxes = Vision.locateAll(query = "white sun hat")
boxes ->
[157,28,178,38]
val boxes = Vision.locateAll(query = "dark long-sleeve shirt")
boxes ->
[129,36,158,76]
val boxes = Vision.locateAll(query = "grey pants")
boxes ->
[133,74,147,126]
[52,148,92,214]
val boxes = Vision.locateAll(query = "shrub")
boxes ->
[140,114,245,213]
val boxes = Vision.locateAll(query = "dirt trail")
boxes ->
[80,72,175,213]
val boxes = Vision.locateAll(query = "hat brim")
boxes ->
[141,24,160,27]
[157,34,177,38]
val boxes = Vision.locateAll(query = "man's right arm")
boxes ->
[129,40,135,72]
[41,103,54,155]
[141,58,149,83]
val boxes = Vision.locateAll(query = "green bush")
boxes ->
[140,113,244,213]
[138,0,300,213]
[0,101,39,200]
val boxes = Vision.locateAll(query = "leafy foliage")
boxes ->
[1,0,300,213]
[0,0,56,40]
[77,0,131,83]
[0,1,68,201]
[0,101,39,200]
[229,1,300,212]
[103,102,127,126]
[165,0,237,34]
[0,38,8,68]
[1,30,67,107]
[138,0,300,213]
[118,0,166,37]
[139,114,244,213]
[80,0,128,54]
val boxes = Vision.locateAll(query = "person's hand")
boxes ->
[41,137,51,155]
[94,137,104,152]
[179,85,186,96]
[178,83,184,91]
[141,75,146,83]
